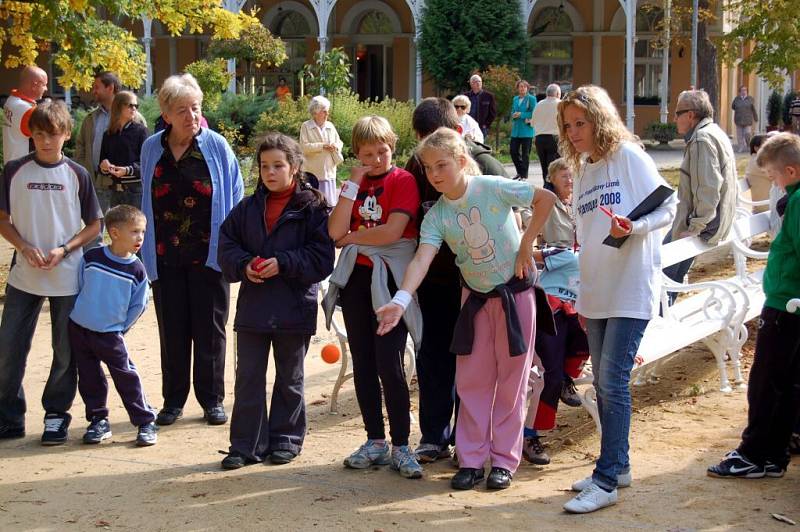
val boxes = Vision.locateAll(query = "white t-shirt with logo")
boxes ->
[0,154,102,296]
[573,142,677,320]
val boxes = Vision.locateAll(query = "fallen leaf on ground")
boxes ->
[772,514,797,526]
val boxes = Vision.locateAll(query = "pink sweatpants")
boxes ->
[455,287,542,472]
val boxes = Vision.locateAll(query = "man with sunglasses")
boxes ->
[663,89,737,302]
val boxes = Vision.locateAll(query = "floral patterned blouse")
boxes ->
[152,127,214,268]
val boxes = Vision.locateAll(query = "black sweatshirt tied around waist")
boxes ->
[450,273,556,357]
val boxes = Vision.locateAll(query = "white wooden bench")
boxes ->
[319,278,416,414]
[574,212,772,433]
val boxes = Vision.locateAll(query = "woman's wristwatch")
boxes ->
[61,243,72,258]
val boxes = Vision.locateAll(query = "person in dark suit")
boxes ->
[466,74,497,139]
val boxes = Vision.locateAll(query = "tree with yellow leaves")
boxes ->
[0,0,259,90]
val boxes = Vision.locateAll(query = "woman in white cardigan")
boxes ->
[299,95,344,206]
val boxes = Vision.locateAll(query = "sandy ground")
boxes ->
[0,239,798,532]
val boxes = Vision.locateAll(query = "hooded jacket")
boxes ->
[218,182,334,335]
[672,117,737,245]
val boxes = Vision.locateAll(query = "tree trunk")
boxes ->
[697,0,719,120]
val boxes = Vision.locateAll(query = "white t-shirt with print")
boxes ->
[573,142,677,320]
[420,174,534,293]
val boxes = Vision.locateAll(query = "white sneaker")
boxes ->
[563,482,618,514]
[571,471,631,492]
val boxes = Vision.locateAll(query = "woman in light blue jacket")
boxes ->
[140,73,244,428]
[509,80,537,180]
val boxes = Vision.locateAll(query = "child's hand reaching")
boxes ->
[514,237,535,279]
[349,165,371,185]
[375,302,404,336]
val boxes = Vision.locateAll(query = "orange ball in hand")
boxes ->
[321,343,341,364]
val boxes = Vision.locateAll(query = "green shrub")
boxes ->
[253,92,416,161]
[644,121,677,144]
[185,59,232,112]
[205,93,277,152]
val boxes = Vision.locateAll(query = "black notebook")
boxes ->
[602,185,675,248]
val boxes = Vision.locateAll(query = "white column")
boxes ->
[318,36,328,55]
[142,16,153,96]
[414,34,422,102]
[659,0,671,123]
[223,0,247,94]
[690,0,698,88]
[313,0,334,96]
[592,36,602,85]
[625,0,635,130]
[64,88,72,110]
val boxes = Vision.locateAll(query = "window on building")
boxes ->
[358,11,394,34]
[276,11,310,71]
[528,6,574,96]
[630,6,667,104]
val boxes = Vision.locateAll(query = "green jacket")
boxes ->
[74,106,108,187]
[764,181,800,314]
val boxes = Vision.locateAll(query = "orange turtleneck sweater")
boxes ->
[264,182,295,232]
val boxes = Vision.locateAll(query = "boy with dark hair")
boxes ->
[68,204,157,446]
[0,100,103,444]
[405,97,511,463]
[708,132,800,479]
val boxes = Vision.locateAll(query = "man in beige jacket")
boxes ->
[664,89,737,300]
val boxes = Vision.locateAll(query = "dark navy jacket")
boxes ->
[218,182,334,335]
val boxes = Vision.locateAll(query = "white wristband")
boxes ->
[391,290,412,310]
[339,181,359,201]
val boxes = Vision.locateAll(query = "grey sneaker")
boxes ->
[391,445,423,479]
[564,482,618,513]
[83,417,112,444]
[135,422,158,446]
[343,440,391,469]
[522,436,550,465]
[572,471,632,491]
[414,443,451,463]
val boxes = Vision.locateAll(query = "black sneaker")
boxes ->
[707,450,765,479]
[41,413,71,446]
[560,377,582,407]
[269,450,296,465]
[765,462,786,478]
[82,417,112,444]
[0,423,25,439]
[414,443,451,464]
[203,405,228,425]
[486,467,513,490]
[451,467,485,490]
[221,451,254,470]
[136,422,158,446]
[156,407,183,426]
[522,436,550,465]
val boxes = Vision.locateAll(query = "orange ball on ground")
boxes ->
[321,343,341,364]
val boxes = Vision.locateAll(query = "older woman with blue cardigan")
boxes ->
[140,73,244,428]
[509,80,537,180]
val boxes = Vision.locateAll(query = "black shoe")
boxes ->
[203,405,228,425]
[487,467,513,490]
[156,407,183,426]
[707,450,765,479]
[221,451,250,470]
[789,433,800,455]
[41,412,71,446]
[0,423,25,439]
[451,467,485,490]
[269,450,296,465]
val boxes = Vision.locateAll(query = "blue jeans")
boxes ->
[0,284,77,427]
[585,317,649,490]
[88,188,113,250]
[662,232,696,305]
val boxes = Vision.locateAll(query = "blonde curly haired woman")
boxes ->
[557,85,677,514]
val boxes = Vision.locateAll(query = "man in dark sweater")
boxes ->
[466,74,497,139]
[405,97,509,464]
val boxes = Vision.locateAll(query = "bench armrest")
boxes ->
[661,276,745,325]
[730,237,769,260]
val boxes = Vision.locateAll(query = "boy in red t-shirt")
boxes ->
[328,115,422,479]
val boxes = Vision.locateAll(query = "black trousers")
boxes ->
[152,264,230,410]
[510,137,533,179]
[738,307,800,469]
[535,134,560,190]
[416,278,461,447]
[339,264,410,446]
[229,331,310,461]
